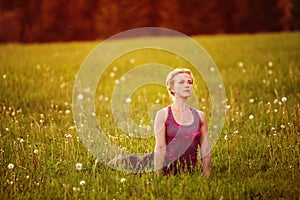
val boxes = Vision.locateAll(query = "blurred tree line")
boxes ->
[0,0,299,42]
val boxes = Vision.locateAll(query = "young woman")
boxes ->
[108,68,212,176]
[154,68,212,176]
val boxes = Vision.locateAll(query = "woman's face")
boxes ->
[171,73,193,98]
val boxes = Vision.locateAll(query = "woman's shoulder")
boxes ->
[194,109,207,124]
[156,107,168,116]
[155,107,169,121]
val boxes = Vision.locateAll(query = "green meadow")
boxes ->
[0,32,299,199]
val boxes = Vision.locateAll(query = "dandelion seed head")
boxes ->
[225,105,231,110]
[280,124,286,129]
[8,163,14,169]
[249,98,254,103]
[80,180,85,185]
[268,61,273,67]
[224,135,229,141]
[249,115,254,120]
[125,97,132,104]
[146,125,151,131]
[120,178,126,183]
[7,180,13,185]
[3,74,7,79]
[75,163,83,171]
[77,94,84,100]
[274,109,278,113]
[128,133,134,137]
[281,97,287,102]
[65,110,71,115]
[130,58,135,63]
[273,99,278,104]
[238,62,244,67]
[120,76,126,81]
[34,149,38,154]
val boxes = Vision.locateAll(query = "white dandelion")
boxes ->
[281,97,287,102]
[75,163,83,171]
[120,178,126,183]
[8,163,14,169]
[268,61,273,67]
[80,180,86,185]
[249,98,255,103]
[77,94,84,100]
[130,58,135,64]
[125,98,132,104]
[224,135,229,141]
[238,62,244,67]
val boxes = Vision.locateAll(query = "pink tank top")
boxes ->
[163,106,201,175]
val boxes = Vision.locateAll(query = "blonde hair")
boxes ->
[166,68,194,96]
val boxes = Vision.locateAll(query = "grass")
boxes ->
[0,32,299,199]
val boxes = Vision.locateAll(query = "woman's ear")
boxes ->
[169,87,174,95]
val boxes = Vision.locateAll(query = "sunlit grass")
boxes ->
[1,32,299,199]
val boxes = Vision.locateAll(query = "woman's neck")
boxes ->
[171,98,190,112]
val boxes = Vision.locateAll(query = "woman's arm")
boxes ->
[153,108,167,174]
[198,111,212,177]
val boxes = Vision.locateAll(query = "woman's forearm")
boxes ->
[201,151,212,176]
[154,148,166,173]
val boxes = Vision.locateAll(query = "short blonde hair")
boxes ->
[166,68,193,96]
